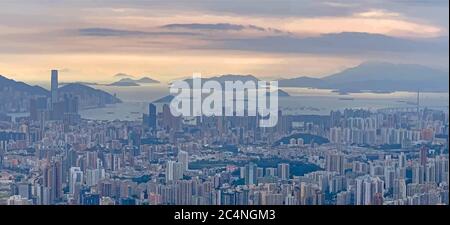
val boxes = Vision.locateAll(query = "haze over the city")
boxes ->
[0,0,448,83]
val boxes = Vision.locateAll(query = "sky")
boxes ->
[0,0,448,83]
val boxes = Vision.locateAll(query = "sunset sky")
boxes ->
[0,0,448,83]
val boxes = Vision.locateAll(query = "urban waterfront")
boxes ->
[0,0,448,207]
[0,70,448,205]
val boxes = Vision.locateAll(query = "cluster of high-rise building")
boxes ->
[329,109,447,146]
[29,70,81,124]
[0,71,448,205]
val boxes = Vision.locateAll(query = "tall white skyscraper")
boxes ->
[177,150,189,172]
[69,167,83,195]
[51,69,58,105]
[166,160,183,182]
[166,160,175,182]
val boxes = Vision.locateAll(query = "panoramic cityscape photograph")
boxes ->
[0,0,448,221]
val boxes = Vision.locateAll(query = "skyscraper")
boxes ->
[44,159,63,204]
[17,183,32,200]
[277,163,290,180]
[30,97,48,121]
[175,180,193,205]
[326,152,346,175]
[69,167,83,203]
[420,146,428,166]
[86,151,98,170]
[177,150,189,172]
[51,69,59,106]
[398,152,407,168]
[244,162,257,185]
[355,175,384,205]
[148,103,157,130]
[412,163,425,184]
[166,160,183,182]
[69,167,83,195]
[393,178,407,200]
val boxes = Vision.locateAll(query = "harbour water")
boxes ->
[78,84,449,121]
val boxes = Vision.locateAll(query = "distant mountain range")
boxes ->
[59,83,122,108]
[107,81,140,86]
[154,75,289,105]
[118,77,160,83]
[0,75,121,113]
[279,62,449,93]
[181,74,258,86]
[111,62,449,93]
[1,75,49,113]
[113,73,134,79]
[180,75,290,96]
[1,61,447,113]
[153,88,289,105]
[0,75,48,96]
[177,62,448,94]
[108,76,160,86]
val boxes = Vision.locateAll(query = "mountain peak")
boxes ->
[279,62,448,92]
[114,73,134,79]
[0,74,49,95]
[324,61,448,83]
[137,77,160,83]
[60,83,122,105]
[116,76,160,84]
